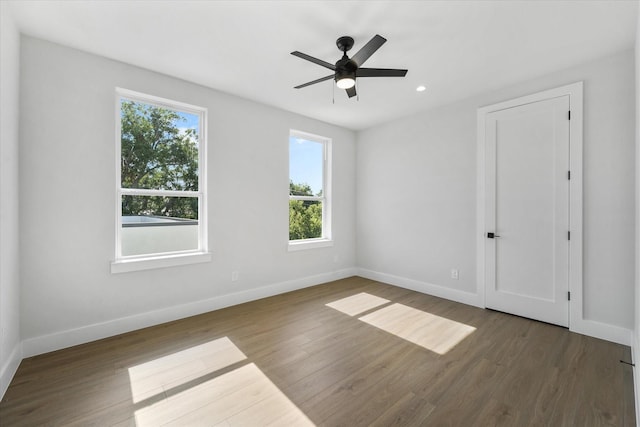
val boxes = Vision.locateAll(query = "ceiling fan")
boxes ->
[291,34,408,98]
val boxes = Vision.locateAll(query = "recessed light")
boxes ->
[416,85,426,92]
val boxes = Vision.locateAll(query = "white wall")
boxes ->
[8,29,637,371]
[358,49,636,336]
[0,5,22,397]
[18,37,357,356]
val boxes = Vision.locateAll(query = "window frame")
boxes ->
[111,88,210,273]
[288,129,333,251]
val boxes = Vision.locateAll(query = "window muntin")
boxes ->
[289,130,331,245]
[115,89,207,262]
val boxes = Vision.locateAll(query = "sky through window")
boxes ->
[289,136,323,195]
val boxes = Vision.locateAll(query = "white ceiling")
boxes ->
[5,0,638,131]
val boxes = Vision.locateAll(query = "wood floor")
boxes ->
[0,277,635,426]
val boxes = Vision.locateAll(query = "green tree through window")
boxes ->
[120,100,199,219]
[289,181,322,240]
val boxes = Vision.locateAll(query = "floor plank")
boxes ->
[0,277,634,426]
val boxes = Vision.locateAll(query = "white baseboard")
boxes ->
[13,266,635,374]
[357,268,633,347]
[357,268,483,308]
[570,318,632,346]
[22,267,358,358]
[0,342,22,400]
[631,334,639,427]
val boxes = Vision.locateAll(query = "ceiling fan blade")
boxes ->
[351,34,386,67]
[294,75,334,89]
[291,51,336,71]
[346,86,357,98]
[356,68,408,78]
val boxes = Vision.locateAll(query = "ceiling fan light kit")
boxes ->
[292,34,408,99]
[336,77,356,89]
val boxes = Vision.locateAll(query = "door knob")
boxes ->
[487,232,501,239]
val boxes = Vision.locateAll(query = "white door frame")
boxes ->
[476,81,583,330]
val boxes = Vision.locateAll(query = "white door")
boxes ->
[484,95,570,327]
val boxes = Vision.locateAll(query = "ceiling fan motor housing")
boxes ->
[335,56,357,82]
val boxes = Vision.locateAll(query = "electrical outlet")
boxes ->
[451,268,459,280]
[231,271,239,282]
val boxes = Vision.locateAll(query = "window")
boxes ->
[289,130,332,250]
[112,89,209,273]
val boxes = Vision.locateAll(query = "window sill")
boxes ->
[288,239,334,251]
[111,252,212,274]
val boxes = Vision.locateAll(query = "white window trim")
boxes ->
[288,129,333,251]
[111,88,209,273]
[111,252,212,274]
[288,238,333,251]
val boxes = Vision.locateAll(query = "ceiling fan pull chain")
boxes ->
[332,81,335,104]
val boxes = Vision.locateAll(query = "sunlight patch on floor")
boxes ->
[359,303,476,355]
[325,292,390,316]
[134,362,314,427]
[128,336,247,403]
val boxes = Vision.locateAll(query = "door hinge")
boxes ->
[567,170,571,180]
[568,231,571,240]
[568,110,571,120]
[568,291,571,301]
